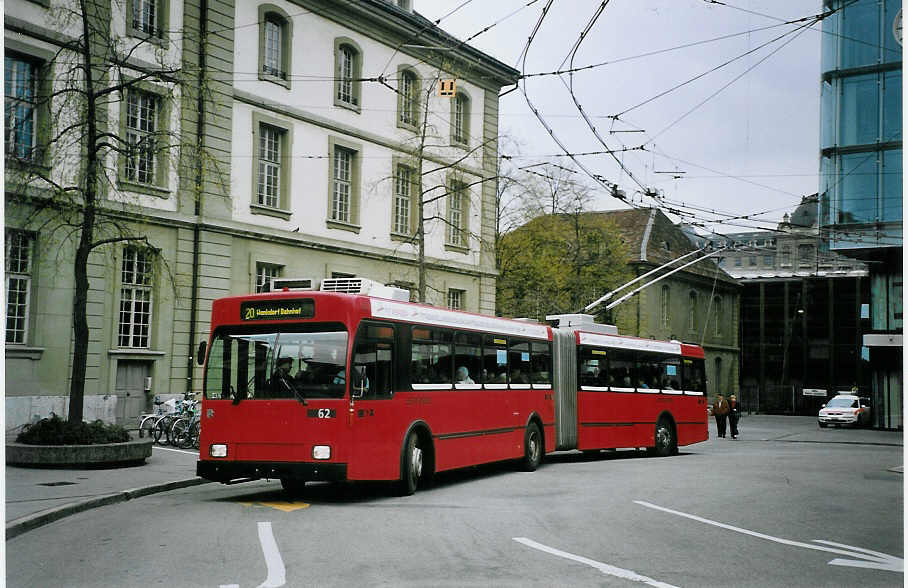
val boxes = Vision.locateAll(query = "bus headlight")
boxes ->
[312,445,331,460]
[210,444,228,458]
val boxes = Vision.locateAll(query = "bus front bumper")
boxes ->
[197,460,347,484]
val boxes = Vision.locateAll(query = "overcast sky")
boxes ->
[417,0,827,236]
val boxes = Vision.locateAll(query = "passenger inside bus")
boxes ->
[510,367,529,384]
[455,366,474,384]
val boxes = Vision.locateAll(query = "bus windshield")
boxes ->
[204,324,348,401]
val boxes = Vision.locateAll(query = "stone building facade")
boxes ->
[4,0,519,428]
[597,209,742,400]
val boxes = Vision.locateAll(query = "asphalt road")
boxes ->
[6,416,903,587]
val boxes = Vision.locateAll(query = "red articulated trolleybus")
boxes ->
[196,278,708,495]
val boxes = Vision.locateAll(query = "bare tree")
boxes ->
[378,65,504,304]
[6,1,211,422]
[496,164,632,320]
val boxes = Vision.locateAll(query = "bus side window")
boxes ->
[453,332,482,387]
[579,347,607,387]
[482,335,508,384]
[661,357,681,390]
[531,341,552,386]
[609,349,634,389]
[508,340,531,384]
[682,358,706,392]
[411,327,453,387]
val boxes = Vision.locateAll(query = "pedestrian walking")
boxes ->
[712,394,729,438]
[728,394,740,439]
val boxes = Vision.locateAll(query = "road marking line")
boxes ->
[634,501,903,573]
[240,501,310,512]
[256,521,287,588]
[218,585,239,588]
[513,537,678,588]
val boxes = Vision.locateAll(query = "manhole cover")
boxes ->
[38,481,76,487]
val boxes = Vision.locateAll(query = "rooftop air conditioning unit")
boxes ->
[268,277,319,292]
[320,277,410,301]
[546,313,618,335]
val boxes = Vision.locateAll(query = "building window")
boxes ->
[661,285,670,329]
[446,180,468,248]
[255,262,283,293]
[840,74,879,147]
[451,91,470,145]
[258,6,292,87]
[332,147,352,223]
[688,291,697,332]
[882,148,902,221]
[334,39,362,110]
[127,0,168,41]
[840,0,880,69]
[398,68,419,129]
[714,296,722,336]
[251,115,291,216]
[393,163,414,235]
[749,255,757,266]
[5,231,33,344]
[447,288,464,310]
[257,124,282,208]
[763,254,774,267]
[118,247,153,348]
[326,138,361,231]
[839,152,878,223]
[734,256,742,267]
[780,247,791,267]
[798,244,814,267]
[132,0,157,36]
[4,56,38,161]
[124,88,159,186]
[263,20,282,77]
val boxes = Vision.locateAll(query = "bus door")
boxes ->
[348,322,398,480]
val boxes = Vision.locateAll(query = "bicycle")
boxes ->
[152,396,191,445]
[137,397,169,439]
[170,400,200,449]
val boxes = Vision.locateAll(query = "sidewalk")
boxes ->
[6,443,207,539]
[714,414,904,446]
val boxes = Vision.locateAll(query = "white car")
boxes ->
[818,394,871,428]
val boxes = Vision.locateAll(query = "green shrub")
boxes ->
[16,414,131,445]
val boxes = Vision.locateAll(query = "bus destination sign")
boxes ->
[240,299,315,321]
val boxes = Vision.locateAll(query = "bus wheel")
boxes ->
[399,432,424,496]
[651,418,676,457]
[521,422,543,472]
[281,478,306,495]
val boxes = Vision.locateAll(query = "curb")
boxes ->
[6,477,212,540]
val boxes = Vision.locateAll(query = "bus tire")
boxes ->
[651,417,677,457]
[399,431,424,496]
[520,422,543,472]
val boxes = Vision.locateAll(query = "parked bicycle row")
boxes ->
[136,396,200,450]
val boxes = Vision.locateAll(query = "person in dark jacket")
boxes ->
[712,394,729,438]
[728,394,740,439]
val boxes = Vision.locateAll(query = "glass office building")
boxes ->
[818,0,902,429]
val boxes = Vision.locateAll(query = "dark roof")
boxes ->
[585,208,740,286]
